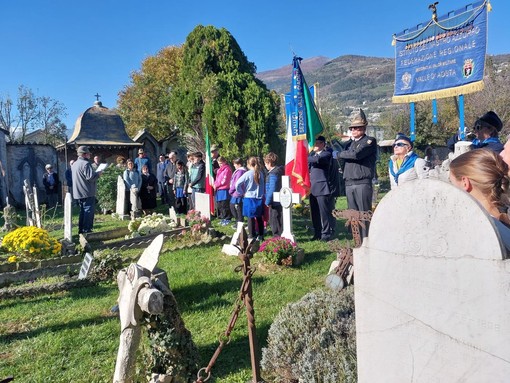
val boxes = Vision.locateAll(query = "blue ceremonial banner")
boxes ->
[284,84,317,138]
[393,0,488,103]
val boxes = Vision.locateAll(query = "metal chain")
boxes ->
[194,264,253,383]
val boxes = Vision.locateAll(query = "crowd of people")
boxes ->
[58,107,509,250]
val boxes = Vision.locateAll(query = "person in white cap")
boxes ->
[71,146,102,234]
[42,164,59,209]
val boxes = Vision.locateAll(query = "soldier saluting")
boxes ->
[334,109,377,238]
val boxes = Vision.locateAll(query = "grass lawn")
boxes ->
[0,197,352,382]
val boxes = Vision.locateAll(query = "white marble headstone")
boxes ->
[194,192,211,221]
[116,176,128,219]
[354,179,510,382]
[169,206,178,223]
[64,192,72,241]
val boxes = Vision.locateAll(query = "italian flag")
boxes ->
[205,127,215,216]
[285,57,324,197]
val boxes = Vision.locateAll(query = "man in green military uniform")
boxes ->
[335,109,377,238]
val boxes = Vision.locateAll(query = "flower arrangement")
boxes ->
[127,213,177,238]
[185,210,211,237]
[2,226,62,262]
[258,237,301,266]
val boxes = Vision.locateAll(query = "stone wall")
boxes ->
[6,143,58,207]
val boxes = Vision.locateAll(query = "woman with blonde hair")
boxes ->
[449,149,510,255]
[235,156,265,241]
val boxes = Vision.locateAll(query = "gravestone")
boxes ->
[32,184,42,228]
[168,206,177,223]
[222,221,245,256]
[23,180,35,226]
[273,176,301,242]
[78,253,93,280]
[115,176,129,220]
[194,192,211,221]
[354,179,510,382]
[63,192,72,241]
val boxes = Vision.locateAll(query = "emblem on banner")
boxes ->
[463,59,474,79]
[401,72,412,90]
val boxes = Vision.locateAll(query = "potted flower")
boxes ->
[258,237,304,266]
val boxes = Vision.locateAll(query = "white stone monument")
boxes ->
[63,192,72,242]
[169,206,178,223]
[354,179,510,382]
[115,176,128,219]
[222,221,245,257]
[273,176,301,242]
[194,192,211,221]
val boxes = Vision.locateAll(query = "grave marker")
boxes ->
[273,176,301,242]
[64,192,72,241]
[354,179,510,382]
[168,206,178,223]
[194,192,211,221]
[116,176,129,219]
[78,253,94,280]
[222,221,245,256]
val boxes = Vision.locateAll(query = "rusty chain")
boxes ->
[194,263,255,383]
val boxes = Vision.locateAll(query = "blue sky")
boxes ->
[1,0,508,132]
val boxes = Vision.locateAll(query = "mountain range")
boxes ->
[256,54,510,130]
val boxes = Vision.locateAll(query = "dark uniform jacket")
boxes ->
[308,149,332,196]
[338,135,377,186]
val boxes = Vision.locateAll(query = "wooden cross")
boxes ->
[273,176,301,243]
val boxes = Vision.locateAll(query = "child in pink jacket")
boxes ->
[214,156,233,224]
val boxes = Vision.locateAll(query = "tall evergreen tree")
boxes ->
[170,25,282,159]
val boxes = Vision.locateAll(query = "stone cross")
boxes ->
[113,234,199,383]
[273,176,301,242]
[64,192,72,241]
[114,235,165,382]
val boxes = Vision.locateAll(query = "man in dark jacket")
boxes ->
[71,146,102,234]
[336,109,377,238]
[308,136,333,241]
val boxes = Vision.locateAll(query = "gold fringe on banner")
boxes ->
[392,80,484,103]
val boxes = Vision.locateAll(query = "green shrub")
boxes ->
[96,165,123,212]
[376,151,391,180]
[88,250,123,282]
[261,287,357,382]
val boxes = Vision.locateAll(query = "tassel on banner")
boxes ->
[391,34,396,46]
[487,1,492,12]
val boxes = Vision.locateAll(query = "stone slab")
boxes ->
[354,179,510,382]
[194,192,211,221]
